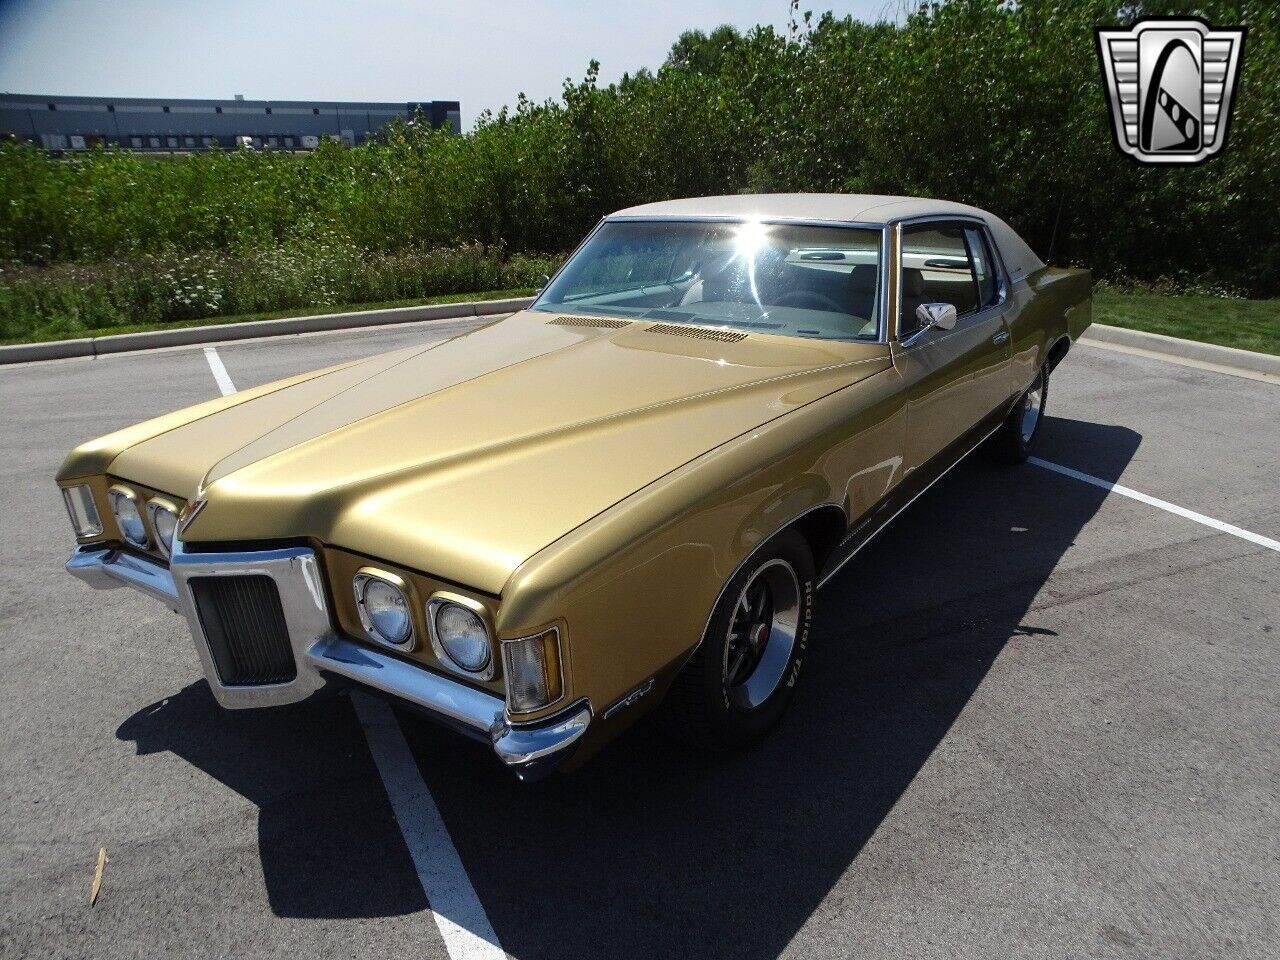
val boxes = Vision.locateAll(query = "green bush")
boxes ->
[1,0,1276,306]
[0,245,557,341]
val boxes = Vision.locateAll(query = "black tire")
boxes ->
[662,528,815,752]
[985,365,1048,464]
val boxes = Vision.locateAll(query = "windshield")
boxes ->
[532,219,882,341]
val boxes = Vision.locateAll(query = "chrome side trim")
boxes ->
[601,677,655,719]
[816,424,1000,589]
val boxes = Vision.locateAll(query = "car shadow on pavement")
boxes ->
[116,681,428,918]
[116,413,1139,953]
[400,414,1142,959]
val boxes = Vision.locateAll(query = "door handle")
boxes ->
[992,330,1010,345]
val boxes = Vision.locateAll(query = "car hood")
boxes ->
[105,311,890,592]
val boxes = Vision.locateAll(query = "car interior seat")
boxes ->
[899,267,928,338]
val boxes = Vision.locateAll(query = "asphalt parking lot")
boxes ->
[1,317,1276,960]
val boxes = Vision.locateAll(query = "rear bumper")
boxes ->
[66,543,590,781]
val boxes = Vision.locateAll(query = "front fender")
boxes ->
[497,366,900,737]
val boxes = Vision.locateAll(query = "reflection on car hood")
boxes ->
[108,311,890,592]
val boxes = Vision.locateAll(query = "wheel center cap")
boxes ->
[751,623,769,648]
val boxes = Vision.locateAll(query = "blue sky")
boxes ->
[0,0,895,127]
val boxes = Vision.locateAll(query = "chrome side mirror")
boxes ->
[915,302,958,332]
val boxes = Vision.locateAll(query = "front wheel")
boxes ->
[661,529,815,752]
[986,365,1047,464]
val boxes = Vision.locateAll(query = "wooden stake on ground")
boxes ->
[89,848,107,906]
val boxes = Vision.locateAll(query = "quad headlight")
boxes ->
[61,484,103,539]
[353,569,415,649]
[427,594,493,677]
[107,486,149,549]
[147,499,180,557]
[502,628,564,713]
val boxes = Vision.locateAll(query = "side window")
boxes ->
[899,223,978,337]
[964,226,999,310]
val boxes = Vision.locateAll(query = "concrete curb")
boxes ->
[0,296,534,365]
[6,307,1275,379]
[1081,322,1280,378]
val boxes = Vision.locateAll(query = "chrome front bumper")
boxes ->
[66,542,591,781]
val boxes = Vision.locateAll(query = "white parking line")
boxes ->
[202,347,237,397]
[352,693,507,960]
[1030,457,1280,553]
[199,344,506,960]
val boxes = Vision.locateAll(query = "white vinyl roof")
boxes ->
[609,193,1046,282]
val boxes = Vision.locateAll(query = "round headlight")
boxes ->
[108,487,149,549]
[354,572,413,648]
[431,600,491,673]
[148,501,180,557]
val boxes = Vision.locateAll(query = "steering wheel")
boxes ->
[773,289,844,313]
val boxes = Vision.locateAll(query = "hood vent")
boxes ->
[548,316,631,329]
[645,323,747,343]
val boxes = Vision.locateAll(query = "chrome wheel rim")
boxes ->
[1020,375,1044,443]
[722,559,801,710]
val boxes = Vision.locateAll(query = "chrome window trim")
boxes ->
[890,214,1013,345]
[605,213,886,229]
[425,590,497,681]
[536,215,890,344]
[528,216,607,312]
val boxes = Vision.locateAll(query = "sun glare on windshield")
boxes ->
[534,219,883,342]
[731,220,770,302]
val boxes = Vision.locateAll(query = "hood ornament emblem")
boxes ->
[177,498,207,535]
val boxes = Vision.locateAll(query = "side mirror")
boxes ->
[915,302,958,332]
[535,273,550,295]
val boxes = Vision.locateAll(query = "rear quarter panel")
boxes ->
[1007,267,1092,394]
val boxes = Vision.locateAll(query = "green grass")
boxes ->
[0,288,534,346]
[1094,289,1280,356]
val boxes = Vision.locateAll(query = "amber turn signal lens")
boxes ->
[502,628,563,713]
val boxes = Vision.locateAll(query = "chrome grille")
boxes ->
[645,322,747,343]
[189,575,296,686]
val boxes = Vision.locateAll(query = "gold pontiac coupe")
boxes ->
[59,194,1091,779]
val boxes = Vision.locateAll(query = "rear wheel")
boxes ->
[986,365,1047,464]
[662,529,814,752]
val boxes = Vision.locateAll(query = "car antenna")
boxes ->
[1045,192,1065,265]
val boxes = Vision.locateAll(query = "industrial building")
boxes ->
[0,93,461,151]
